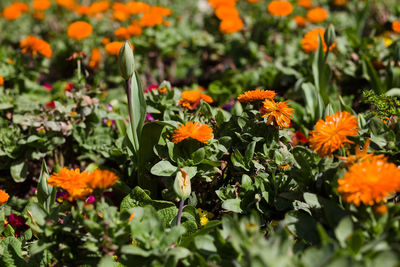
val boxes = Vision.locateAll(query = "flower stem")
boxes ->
[125,78,139,153]
[177,200,184,226]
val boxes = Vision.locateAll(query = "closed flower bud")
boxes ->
[324,24,336,48]
[118,41,134,80]
[173,168,191,201]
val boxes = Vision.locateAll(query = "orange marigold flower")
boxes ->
[114,27,131,39]
[33,0,51,11]
[75,5,89,15]
[301,28,336,53]
[48,168,93,201]
[56,0,76,10]
[128,24,142,36]
[337,155,400,206]
[88,1,109,16]
[101,37,111,45]
[113,3,130,21]
[306,7,328,23]
[297,0,312,8]
[86,169,118,190]
[392,21,400,33]
[0,190,9,205]
[89,48,101,69]
[3,2,29,20]
[139,12,163,27]
[127,1,150,14]
[33,11,45,20]
[337,138,376,167]
[247,0,262,2]
[260,99,294,128]
[179,90,213,109]
[294,16,307,27]
[208,0,237,9]
[374,204,388,214]
[309,111,359,157]
[215,6,239,20]
[20,35,52,58]
[219,17,243,34]
[267,1,293,17]
[159,87,167,93]
[67,21,93,40]
[172,122,213,144]
[333,0,348,6]
[0,75,4,86]
[237,89,276,103]
[105,41,131,56]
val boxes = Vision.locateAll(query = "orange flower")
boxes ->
[215,6,239,20]
[337,138,376,167]
[337,155,400,206]
[75,5,89,15]
[33,0,51,11]
[138,7,171,28]
[247,0,262,2]
[309,111,359,157]
[86,169,118,190]
[127,1,150,14]
[172,122,213,144]
[267,1,293,17]
[392,21,400,33]
[179,90,213,109]
[113,3,130,21]
[0,75,3,86]
[67,21,93,40]
[101,37,111,45]
[88,1,109,16]
[301,28,336,53]
[0,190,9,205]
[3,2,29,20]
[105,41,130,56]
[208,0,237,9]
[297,0,312,8]
[33,11,45,20]
[114,27,131,39]
[159,87,167,93]
[48,168,93,201]
[128,24,143,36]
[129,212,135,221]
[260,99,294,128]
[219,17,243,34]
[237,89,276,103]
[20,35,52,58]
[294,16,307,27]
[306,7,328,23]
[89,48,101,69]
[56,0,76,10]
[333,0,348,6]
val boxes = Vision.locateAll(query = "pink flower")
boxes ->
[86,195,96,204]
[43,83,52,91]
[145,84,158,93]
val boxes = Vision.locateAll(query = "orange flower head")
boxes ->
[128,24,142,36]
[294,16,307,27]
[301,28,336,53]
[159,87,167,94]
[260,99,294,128]
[0,75,4,86]
[88,1,109,16]
[392,21,400,33]
[48,168,93,201]
[179,90,213,109]
[219,17,243,34]
[267,1,293,17]
[75,5,89,15]
[129,212,135,221]
[127,1,150,14]
[113,3,130,21]
[215,6,239,20]
[114,27,131,39]
[89,48,101,69]
[306,7,328,23]
[247,0,262,3]
[0,190,9,205]
[33,0,51,11]
[105,41,130,56]
[33,11,45,20]
[172,122,213,144]
[20,35,52,58]
[237,89,276,103]
[337,138,377,167]
[333,0,348,6]
[67,21,93,40]
[56,0,76,10]
[86,169,119,190]
[297,0,313,8]
[208,0,237,9]
[309,111,359,157]
[3,2,29,20]
[337,155,400,206]
[139,9,164,27]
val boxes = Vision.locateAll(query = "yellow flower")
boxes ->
[309,111,359,157]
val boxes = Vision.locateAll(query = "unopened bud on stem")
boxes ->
[324,24,336,48]
[118,41,134,80]
[174,168,191,201]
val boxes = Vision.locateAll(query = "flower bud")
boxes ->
[118,41,134,80]
[324,24,336,48]
[173,168,191,201]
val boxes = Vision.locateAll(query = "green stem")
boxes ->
[125,78,139,154]
[77,59,81,81]
[177,200,184,226]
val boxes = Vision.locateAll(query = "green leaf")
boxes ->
[98,255,116,267]
[244,141,257,163]
[150,161,178,177]
[37,161,56,213]
[335,216,353,247]
[222,199,243,213]
[10,160,27,183]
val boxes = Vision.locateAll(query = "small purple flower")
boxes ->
[56,191,68,204]
[145,113,154,122]
[102,118,115,127]
[86,195,96,204]
[106,104,113,112]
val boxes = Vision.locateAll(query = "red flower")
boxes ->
[291,131,308,146]
[45,100,56,109]
[7,214,29,237]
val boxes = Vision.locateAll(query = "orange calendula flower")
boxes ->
[208,0,237,9]
[260,99,294,128]
[294,16,307,27]
[0,75,4,86]
[297,0,312,8]
[238,89,276,103]
[20,35,52,58]
[306,7,328,23]
[179,90,213,109]
[127,1,150,14]
[48,168,93,201]
[33,0,51,11]
[67,21,93,40]
[114,27,131,39]
[75,5,89,15]
[267,1,293,17]
[89,48,101,69]
[113,2,130,21]
[0,190,9,205]
[88,1,109,16]
[392,21,400,33]
[309,111,359,157]
[215,6,239,20]
[337,138,376,167]
[105,41,130,56]
[86,169,119,190]
[219,17,243,34]
[159,87,167,94]
[56,0,76,10]
[333,0,348,6]
[301,28,336,53]
[3,2,29,20]
[172,122,213,144]
[337,155,400,206]
[128,24,143,36]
